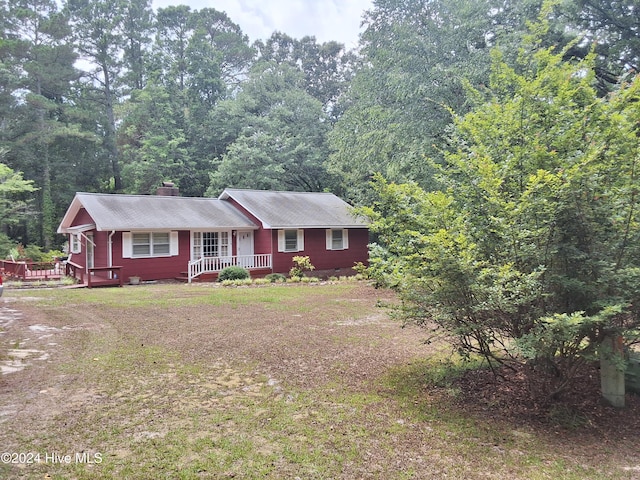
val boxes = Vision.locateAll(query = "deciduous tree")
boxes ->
[363,19,640,400]
[207,61,336,194]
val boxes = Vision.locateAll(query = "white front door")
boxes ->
[237,231,254,268]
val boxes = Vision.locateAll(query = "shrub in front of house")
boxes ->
[218,266,250,282]
[289,255,315,278]
[265,273,286,283]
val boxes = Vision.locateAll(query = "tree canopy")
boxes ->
[362,18,640,398]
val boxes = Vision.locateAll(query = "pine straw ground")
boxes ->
[451,362,640,437]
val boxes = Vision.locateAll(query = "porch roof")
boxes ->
[57,193,257,233]
[219,189,368,229]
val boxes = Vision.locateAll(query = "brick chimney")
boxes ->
[156,181,180,196]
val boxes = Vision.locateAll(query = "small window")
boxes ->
[153,232,170,255]
[70,234,81,254]
[278,229,304,252]
[331,230,343,250]
[284,230,298,251]
[132,233,151,256]
[326,229,349,250]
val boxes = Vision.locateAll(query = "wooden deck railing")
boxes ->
[0,259,65,281]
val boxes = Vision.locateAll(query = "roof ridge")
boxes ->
[77,192,221,201]
[223,188,334,195]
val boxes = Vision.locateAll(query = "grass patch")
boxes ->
[7,281,355,309]
[379,354,606,480]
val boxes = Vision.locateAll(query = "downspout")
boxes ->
[109,231,115,279]
[271,228,275,273]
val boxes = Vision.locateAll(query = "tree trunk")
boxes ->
[103,64,122,191]
[600,335,625,408]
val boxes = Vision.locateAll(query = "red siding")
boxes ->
[253,228,273,256]
[110,230,191,281]
[71,208,94,227]
[271,228,369,275]
[69,225,191,281]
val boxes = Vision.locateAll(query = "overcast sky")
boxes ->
[151,0,374,49]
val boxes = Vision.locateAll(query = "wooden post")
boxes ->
[600,335,625,408]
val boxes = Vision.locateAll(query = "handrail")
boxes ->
[188,254,272,282]
[65,260,84,283]
[64,262,123,288]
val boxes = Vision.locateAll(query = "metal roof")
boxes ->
[57,193,257,233]
[219,188,368,229]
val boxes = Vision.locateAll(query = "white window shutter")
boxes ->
[278,230,285,252]
[343,229,349,249]
[326,229,332,250]
[170,231,179,256]
[122,232,132,258]
[297,229,304,251]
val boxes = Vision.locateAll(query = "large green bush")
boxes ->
[218,266,250,282]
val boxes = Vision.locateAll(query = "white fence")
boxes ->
[187,254,272,282]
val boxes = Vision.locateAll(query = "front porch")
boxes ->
[187,254,272,283]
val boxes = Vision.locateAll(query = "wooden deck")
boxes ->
[0,260,65,282]
[0,260,124,288]
[68,265,124,288]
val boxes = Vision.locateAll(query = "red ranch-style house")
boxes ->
[56,185,369,286]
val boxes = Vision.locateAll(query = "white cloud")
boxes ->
[152,0,373,48]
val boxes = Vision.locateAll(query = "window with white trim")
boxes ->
[278,229,304,252]
[326,229,349,250]
[284,230,298,251]
[123,232,178,258]
[132,232,169,257]
[70,233,81,254]
[192,231,230,259]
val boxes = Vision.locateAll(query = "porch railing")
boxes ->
[0,259,65,281]
[188,254,272,283]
